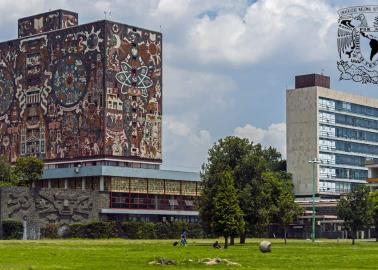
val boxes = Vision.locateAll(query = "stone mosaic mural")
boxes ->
[0,11,162,163]
[0,186,102,226]
[105,22,162,160]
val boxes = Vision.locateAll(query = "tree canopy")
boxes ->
[199,136,298,244]
[13,156,44,186]
[337,185,373,245]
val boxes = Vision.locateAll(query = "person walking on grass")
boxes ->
[180,229,187,246]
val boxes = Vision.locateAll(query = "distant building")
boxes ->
[365,160,378,191]
[0,10,200,226]
[287,74,378,198]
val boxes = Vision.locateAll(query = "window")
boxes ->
[111,177,129,192]
[148,179,164,194]
[130,178,147,193]
[165,180,181,195]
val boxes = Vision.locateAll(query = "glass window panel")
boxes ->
[165,180,181,195]
[181,181,197,196]
[148,179,164,194]
[111,177,129,192]
[130,178,147,193]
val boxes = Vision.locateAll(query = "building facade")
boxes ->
[287,74,378,198]
[0,10,200,226]
[0,9,162,165]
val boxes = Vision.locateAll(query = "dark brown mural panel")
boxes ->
[105,22,162,161]
[0,21,105,162]
[18,10,79,38]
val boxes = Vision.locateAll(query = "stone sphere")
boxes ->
[259,240,271,253]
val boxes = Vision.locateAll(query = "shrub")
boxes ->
[2,220,23,240]
[67,223,86,238]
[41,224,59,239]
[67,222,117,239]
[121,221,141,239]
[155,222,173,239]
[36,221,205,239]
[137,222,156,239]
[188,223,204,238]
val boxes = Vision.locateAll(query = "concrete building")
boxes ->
[287,74,378,198]
[365,160,378,191]
[0,10,200,226]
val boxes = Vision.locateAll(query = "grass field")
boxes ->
[0,238,377,269]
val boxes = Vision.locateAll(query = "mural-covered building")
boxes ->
[1,9,162,164]
[0,10,199,225]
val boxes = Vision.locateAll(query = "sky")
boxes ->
[0,0,376,172]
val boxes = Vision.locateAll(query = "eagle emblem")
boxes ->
[337,6,378,84]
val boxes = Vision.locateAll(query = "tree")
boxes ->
[13,156,44,186]
[199,136,290,244]
[212,171,244,249]
[369,190,378,242]
[337,185,373,245]
[0,156,13,184]
[276,190,303,244]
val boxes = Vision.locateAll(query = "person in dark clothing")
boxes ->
[213,241,221,249]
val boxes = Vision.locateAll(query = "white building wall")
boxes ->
[286,87,319,196]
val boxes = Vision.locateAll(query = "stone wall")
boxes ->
[0,187,109,237]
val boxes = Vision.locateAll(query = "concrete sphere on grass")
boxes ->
[259,241,271,253]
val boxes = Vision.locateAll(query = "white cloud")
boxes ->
[162,115,212,171]
[234,122,286,157]
[165,115,191,136]
[187,0,336,64]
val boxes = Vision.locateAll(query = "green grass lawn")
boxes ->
[0,238,376,269]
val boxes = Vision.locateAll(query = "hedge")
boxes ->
[1,220,23,240]
[40,221,205,239]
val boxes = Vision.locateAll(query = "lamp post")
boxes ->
[308,158,319,242]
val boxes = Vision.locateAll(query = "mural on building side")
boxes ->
[0,11,162,163]
[105,22,162,160]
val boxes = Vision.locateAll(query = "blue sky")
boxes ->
[0,0,376,171]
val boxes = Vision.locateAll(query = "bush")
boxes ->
[2,220,23,240]
[188,223,204,238]
[36,221,205,239]
[121,221,141,239]
[155,222,173,239]
[67,222,117,239]
[41,224,59,239]
[67,223,86,238]
[137,222,156,239]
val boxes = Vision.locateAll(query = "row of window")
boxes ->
[319,97,378,118]
[111,177,200,196]
[335,113,378,131]
[335,153,366,167]
[319,149,374,168]
[319,110,378,132]
[319,181,355,193]
[334,126,378,143]
[335,140,378,156]
[110,192,196,211]
[319,165,367,180]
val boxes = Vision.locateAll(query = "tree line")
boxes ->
[199,136,378,247]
